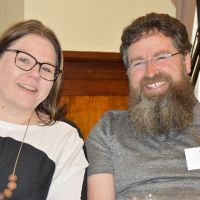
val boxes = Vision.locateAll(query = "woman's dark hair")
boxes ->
[120,13,192,68]
[0,19,63,124]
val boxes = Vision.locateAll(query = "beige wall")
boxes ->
[0,0,24,32]
[0,0,175,52]
[24,0,175,52]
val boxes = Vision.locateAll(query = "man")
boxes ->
[85,13,200,200]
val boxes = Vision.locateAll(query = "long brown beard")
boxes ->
[128,73,197,137]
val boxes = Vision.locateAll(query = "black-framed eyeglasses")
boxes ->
[5,49,62,81]
[128,51,184,70]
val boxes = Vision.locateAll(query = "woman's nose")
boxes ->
[28,64,41,79]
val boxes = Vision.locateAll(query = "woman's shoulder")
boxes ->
[46,120,83,142]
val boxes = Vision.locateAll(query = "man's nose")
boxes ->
[145,60,159,78]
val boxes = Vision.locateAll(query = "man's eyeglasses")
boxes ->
[5,49,62,81]
[128,51,184,70]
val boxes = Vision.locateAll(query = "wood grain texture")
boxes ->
[60,51,128,96]
[59,96,128,139]
[59,51,129,139]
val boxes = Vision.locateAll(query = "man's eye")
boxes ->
[133,61,145,67]
[155,54,169,61]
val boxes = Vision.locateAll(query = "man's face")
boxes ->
[127,32,191,98]
[126,32,196,136]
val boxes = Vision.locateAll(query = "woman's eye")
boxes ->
[18,57,30,64]
[41,65,53,73]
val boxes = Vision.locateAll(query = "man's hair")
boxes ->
[120,13,192,68]
[0,19,63,125]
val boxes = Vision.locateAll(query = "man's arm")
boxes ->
[87,173,115,200]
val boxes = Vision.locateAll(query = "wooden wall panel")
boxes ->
[59,51,129,139]
[60,96,128,139]
[60,51,128,96]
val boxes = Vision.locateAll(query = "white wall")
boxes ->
[23,0,175,52]
[192,8,200,102]
[194,75,200,102]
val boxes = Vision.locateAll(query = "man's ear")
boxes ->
[126,68,133,86]
[184,52,191,74]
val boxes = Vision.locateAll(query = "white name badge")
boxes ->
[185,147,200,170]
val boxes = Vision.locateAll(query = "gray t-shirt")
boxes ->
[86,103,200,200]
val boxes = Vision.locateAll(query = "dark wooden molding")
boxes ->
[63,51,122,62]
[60,51,129,96]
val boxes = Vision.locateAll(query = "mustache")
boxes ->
[141,73,172,87]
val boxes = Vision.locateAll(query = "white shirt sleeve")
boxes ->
[46,129,88,200]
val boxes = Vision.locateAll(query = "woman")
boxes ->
[0,20,88,200]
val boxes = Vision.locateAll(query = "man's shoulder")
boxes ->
[100,110,129,122]
[97,110,130,131]
[103,109,128,118]
[89,110,131,139]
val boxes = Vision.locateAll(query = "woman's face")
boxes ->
[0,34,56,114]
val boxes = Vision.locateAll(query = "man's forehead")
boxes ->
[133,29,166,44]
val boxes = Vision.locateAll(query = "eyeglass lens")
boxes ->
[16,52,58,81]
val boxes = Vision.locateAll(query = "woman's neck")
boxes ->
[0,108,38,125]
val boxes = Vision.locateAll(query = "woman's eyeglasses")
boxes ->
[5,49,62,81]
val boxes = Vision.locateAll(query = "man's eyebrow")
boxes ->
[153,51,169,57]
[129,56,144,64]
